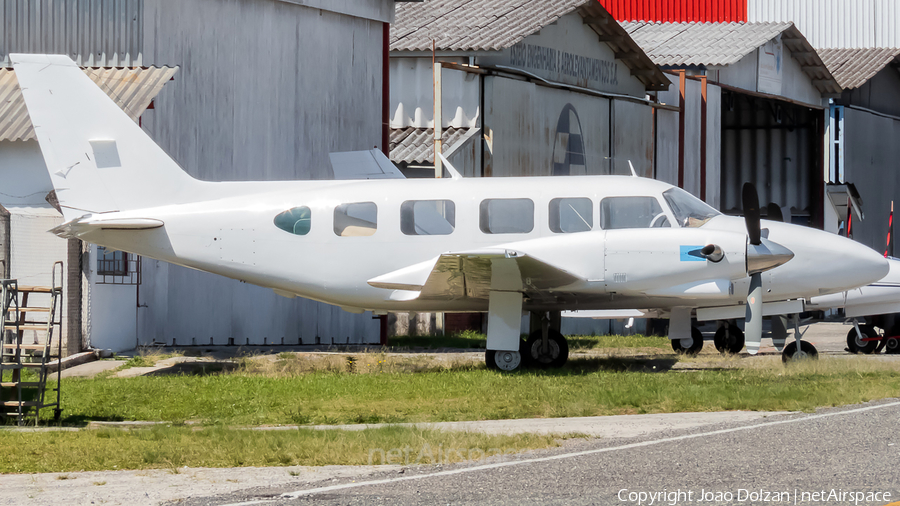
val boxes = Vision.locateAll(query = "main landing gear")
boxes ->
[484,292,570,372]
[671,326,704,355]
[713,322,744,354]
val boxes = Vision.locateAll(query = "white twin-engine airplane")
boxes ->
[13,54,890,370]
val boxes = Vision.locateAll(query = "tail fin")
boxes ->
[12,54,198,221]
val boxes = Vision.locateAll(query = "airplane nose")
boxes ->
[747,237,794,274]
[844,239,890,285]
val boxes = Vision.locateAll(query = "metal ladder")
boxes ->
[0,262,63,426]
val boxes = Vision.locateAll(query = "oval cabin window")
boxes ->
[274,207,312,235]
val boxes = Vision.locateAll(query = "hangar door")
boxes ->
[720,91,823,227]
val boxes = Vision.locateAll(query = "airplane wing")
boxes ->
[368,249,582,301]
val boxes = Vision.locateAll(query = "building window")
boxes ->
[97,247,128,276]
[401,200,455,235]
[549,198,592,233]
[273,207,312,235]
[95,246,141,285]
[334,202,377,237]
[600,197,670,229]
[479,198,534,234]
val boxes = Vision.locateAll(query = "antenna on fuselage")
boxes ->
[438,153,463,180]
[627,160,638,177]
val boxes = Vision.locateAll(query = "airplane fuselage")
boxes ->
[69,175,887,315]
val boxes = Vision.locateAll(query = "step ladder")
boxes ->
[0,262,63,426]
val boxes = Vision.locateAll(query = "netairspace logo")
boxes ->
[617,488,893,505]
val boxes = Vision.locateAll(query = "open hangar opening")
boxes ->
[719,88,824,227]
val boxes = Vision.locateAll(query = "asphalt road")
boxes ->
[169,399,900,506]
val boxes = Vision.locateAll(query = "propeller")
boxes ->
[743,183,764,355]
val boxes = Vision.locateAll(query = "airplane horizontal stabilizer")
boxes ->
[50,215,165,238]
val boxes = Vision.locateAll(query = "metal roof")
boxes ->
[390,127,470,165]
[818,47,900,90]
[0,66,178,142]
[621,21,842,94]
[391,0,669,91]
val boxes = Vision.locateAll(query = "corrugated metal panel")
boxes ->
[623,21,840,94]
[748,0,900,48]
[392,0,587,52]
[392,0,670,91]
[622,21,791,66]
[601,0,747,23]
[139,0,384,345]
[390,127,470,164]
[818,48,900,89]
[0,0,144,67]
[0,65,177,141]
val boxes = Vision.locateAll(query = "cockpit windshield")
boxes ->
[662,187,721,228]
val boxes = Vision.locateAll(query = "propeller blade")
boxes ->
[766,203,784,223]
[742,183,762,246]
[745,272,763,355]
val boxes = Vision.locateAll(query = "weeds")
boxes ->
[0,426,557,474]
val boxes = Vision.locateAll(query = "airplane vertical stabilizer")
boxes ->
[11,54,200,221]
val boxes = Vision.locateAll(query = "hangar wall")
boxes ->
[843,108,900,253]
[136,0,387,346]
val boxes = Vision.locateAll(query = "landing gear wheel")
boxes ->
[782,340,818,363]
[885,337,900,354]
[671,327,704,355]
[486,350,522,371]
[524,329,569,369]
[846,326,879,354]
[713,324,745,354]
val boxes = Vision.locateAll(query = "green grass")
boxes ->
[387,332,670,351]
[0,426,558,474]
[32,355,900,427]
[388,330,487,349]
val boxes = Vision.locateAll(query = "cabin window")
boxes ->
[401,200,455,235]
[273,206,312,235]
[600,197,670,229]
[662,187,720,228]
[479,198,534,234]
[549,198,592,233]
[334,202,377,237]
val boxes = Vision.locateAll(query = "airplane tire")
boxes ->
[671,327,704,355]
[782,340,818,363]
[846,326,879,354]
[524,329,569,369]
[713,324,744,354]
[885,337,900,354]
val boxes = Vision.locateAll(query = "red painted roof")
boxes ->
[599,0,747,23]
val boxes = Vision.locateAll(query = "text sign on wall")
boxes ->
[757,35,783,95]
[508,43,620,89]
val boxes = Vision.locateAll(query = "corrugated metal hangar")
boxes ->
[2,0,899,353]
[2,0,397,352]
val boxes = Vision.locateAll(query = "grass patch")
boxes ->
[37,355,900,427]
[119,349,183,370]
[567,334,671,352]
[388,330,487,349]
[0,426,557,474]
